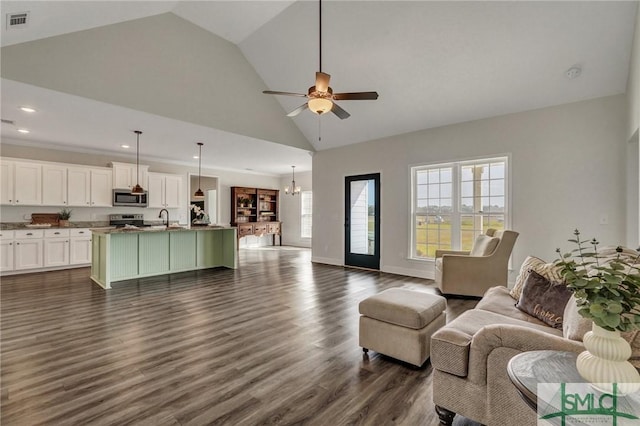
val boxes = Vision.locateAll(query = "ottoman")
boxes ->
[359,288,447,367]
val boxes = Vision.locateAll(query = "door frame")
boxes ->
[344,173,381,270]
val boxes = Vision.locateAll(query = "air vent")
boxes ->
[1,119,15,125]
[6,12,29,29]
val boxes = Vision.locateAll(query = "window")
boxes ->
[301,191,312,238]
[411,157,508,259]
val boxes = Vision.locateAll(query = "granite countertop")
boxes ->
[91,225,231,234]
[1,221,109,230]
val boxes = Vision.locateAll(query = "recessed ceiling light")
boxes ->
[17,128,29,133]
[19,106,36,113]
[193,155,199,159]
[121,144,130,149]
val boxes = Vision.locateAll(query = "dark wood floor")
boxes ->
[1,247,478,426]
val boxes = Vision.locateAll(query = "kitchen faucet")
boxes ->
[159,209,169,226]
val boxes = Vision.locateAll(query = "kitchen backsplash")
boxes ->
[0,206,188,224]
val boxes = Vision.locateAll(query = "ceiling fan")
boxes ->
[263,0,378,120]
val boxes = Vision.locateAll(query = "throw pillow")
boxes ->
[510,256,564,301]
[469,234,500,256]
[562,295,592,341]
[516,270,572,329]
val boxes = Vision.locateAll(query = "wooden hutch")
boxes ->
[231,187,281,245]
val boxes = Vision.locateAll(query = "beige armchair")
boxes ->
[434,229,519,297]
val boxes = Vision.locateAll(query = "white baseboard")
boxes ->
[311,256,343,266]
[382,265,435,280]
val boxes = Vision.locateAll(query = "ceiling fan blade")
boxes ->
[287,103,309,117]
[315,72,331,93]
[263,90,307,97]
[331,102,350,120]
[333,91,379,101]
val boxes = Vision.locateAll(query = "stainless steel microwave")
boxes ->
[112,189,148,207]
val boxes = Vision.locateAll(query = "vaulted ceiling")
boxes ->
[1,1,637,175]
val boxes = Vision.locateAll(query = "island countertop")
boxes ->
[90,225,232,234]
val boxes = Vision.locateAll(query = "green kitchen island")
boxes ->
[90,226,237,289]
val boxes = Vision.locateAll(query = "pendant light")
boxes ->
[193,142,205,199]
[131,130,145,195]
[285,166,301,196]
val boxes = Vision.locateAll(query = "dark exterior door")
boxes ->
[345,173,380,270]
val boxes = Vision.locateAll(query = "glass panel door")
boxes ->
[345,173,380,270]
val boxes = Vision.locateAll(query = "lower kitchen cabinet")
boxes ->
[44,229,70,267]
[15,239,44,270]
[44,238,69,267]
[1,228,92,274]
[70,237,91,265]
[0,231,14,272]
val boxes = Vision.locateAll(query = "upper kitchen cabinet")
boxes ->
[42,164,68,206]
[111,162,149,191]
[67,167,113,207]
[1,160,42,205]
[0,160,14,205]
[148,173,182,209]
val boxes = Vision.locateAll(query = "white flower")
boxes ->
[190,204,204,217]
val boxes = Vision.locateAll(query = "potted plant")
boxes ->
[58,208,72,227]
[190,204,209,225]
[555,230,640,393]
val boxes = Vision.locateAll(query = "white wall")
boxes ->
[628,6,640,141]
[627,131,639,248]
[628,6,640,246]
[0,142,286,244]
[312,95,628,280]
[279,170,312,248]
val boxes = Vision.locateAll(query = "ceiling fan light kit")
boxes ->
[308,96,333,115]
[263,0,378,120]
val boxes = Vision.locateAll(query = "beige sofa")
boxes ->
[430,286,585,426]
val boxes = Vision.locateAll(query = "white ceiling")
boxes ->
[0,1,637,172]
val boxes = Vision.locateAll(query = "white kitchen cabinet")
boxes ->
[1,161,14,205]
[15,240,43,270]
[42,164,68,206]
[0,231,15,272]
[90,169,113,207]
[67,167,112,207]
[111,162,148,191]
[148,173,182,208]
[70,229,91,265]
[44,238,69,267]
[44,229,69,267]
[14,230,44,270]
[1,159,43,205]
[67,167,91,206]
